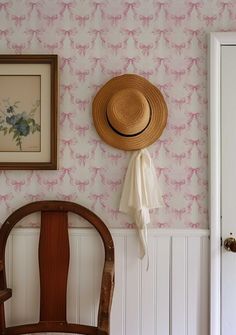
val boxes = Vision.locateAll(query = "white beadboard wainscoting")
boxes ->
[4,228,209,335]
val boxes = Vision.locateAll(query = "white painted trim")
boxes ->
[10,227,210,237]
[209,32,236,335]
[209,32,221,335]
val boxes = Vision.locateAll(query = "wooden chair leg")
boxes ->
[0,304,5,335]
[98,328,109,335]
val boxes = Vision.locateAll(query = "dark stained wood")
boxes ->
[0,264,6,294]
[98,261,115,334]
[39,211,69,322]
[0,289,12,304]
[0,54,58,170]
[5,322,97,335]
[0,201,115,335]
[0,305,6,335]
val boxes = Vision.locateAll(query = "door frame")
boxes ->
[209,32,236,335]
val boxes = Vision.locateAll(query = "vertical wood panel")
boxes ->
[172,236,187,335]
[11,234,27,325]
[10,233,40,326]
[24,234,40,323]
[200,236,210,335]
[91,232,103,325]
[81,236,93,325]
[4,229,209,335]
[187,237,201,335]
[79,235,97,325]
[110,235,126,335]
[5,235,12,327]
[125,234,140,335]
[155,236,170,335]
[141,236,155,335]
[67,231,104,327]
[67,233,80,324]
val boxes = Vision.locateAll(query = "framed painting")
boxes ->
[0,55,58,169]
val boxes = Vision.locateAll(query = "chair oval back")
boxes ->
[0,201,114,335]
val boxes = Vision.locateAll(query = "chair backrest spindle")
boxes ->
[39,211,70,322]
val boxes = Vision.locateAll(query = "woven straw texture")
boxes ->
[92,74,168,150]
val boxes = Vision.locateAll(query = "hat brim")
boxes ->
[92,74,168,150]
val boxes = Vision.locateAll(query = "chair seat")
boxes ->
[4,322,98,335]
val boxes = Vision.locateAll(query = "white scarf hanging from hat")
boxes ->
[119,148,163,261]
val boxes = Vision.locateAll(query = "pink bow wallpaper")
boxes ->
[0,0,232,229]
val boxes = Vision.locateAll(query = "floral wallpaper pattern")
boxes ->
[0,0,233,229]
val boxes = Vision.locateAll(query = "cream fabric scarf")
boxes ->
[119,149,163,260]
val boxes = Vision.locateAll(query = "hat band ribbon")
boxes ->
[106,110,152,138]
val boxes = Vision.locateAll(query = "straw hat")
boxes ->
[92,74,168,150]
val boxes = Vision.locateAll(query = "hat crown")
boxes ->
[107,88,150,136]
[92,73,168,150]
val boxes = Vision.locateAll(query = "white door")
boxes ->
[209,33,236,335]
[221,44,236,335]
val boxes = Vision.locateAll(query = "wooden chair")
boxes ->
[0,201,115,335]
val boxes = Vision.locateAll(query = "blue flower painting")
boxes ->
[0,99,41,151]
